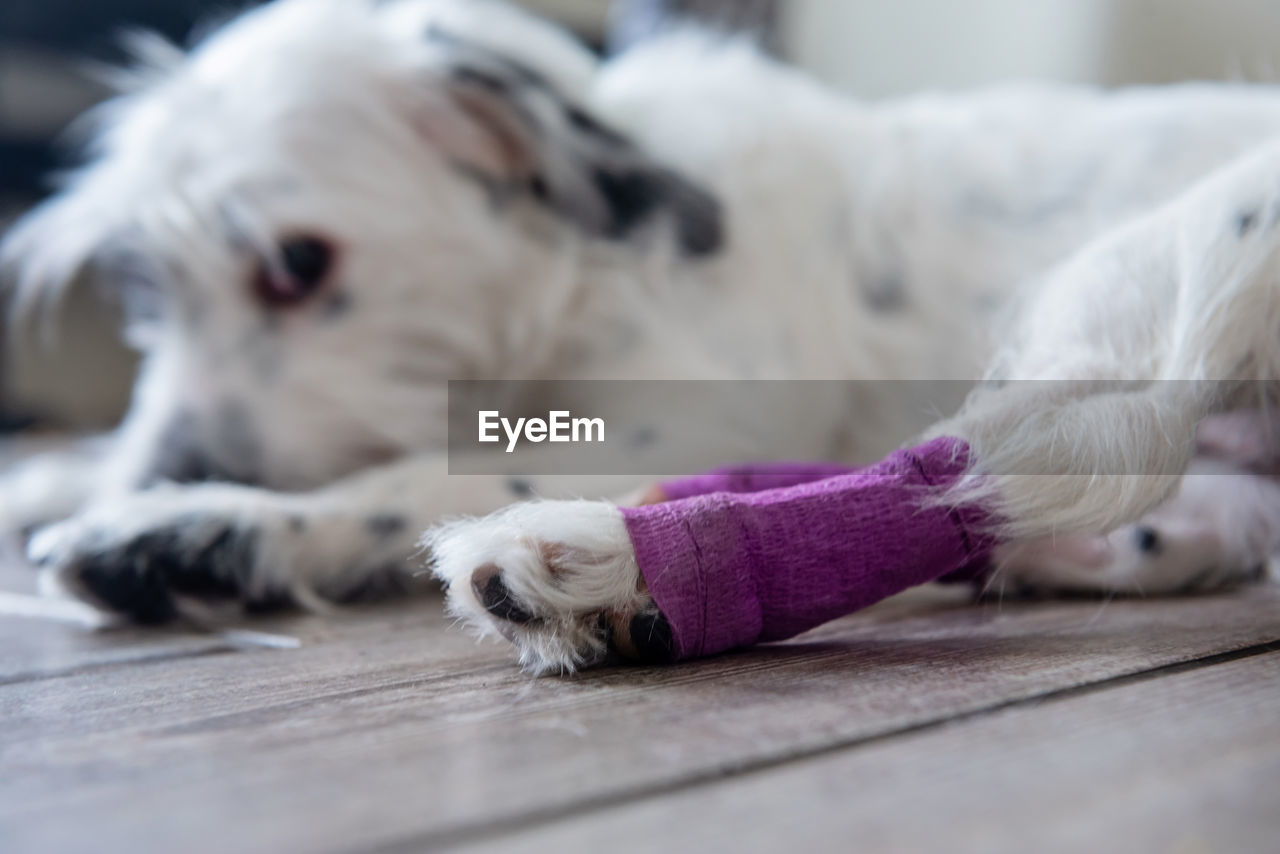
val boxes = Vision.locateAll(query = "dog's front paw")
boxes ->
[30,484,422,623]
[427,501,668,674]
[28,486,290,623]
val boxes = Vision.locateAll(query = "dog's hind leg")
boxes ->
[933,138,1280,542]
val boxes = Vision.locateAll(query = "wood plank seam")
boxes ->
[371,638,1280,853]
[149,662,526,737]
[0,645,236,687]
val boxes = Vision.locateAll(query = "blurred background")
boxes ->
[5,0,1280,432]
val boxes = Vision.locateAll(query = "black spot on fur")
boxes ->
[434,28,724,257]
[669,186,725,257]
[473,570,536,624]
[591,168,725,256]
[1237,208,1260,237]
[287,515,308,533]
[593,168,661,238]
[506,478,535,498]
[366,514,407,539]
[865,274,908,312]
[628,608,675,664]
[529,174,551,201]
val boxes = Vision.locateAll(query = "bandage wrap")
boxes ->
[620,437,995,660]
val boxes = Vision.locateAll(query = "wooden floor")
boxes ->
[2,554,1278,853]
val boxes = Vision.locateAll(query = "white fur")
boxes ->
[1,0,1277,669]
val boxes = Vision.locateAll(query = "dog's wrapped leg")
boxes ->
[621,437,994,659]
[430,436,996,671]
[650,461,868,502]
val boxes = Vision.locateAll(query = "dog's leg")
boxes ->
[429,437,992,673]
[932,139,1280,541]
[27,453,637,623]
[922,141,1280,596]
[429,141,1280,672]
[430,461,865,672]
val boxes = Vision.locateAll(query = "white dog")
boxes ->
[2,0,1277,667]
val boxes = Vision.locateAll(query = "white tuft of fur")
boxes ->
[934,140,1280,540]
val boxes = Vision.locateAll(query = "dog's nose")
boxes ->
[140,412,261,488]
[141,445,257,487]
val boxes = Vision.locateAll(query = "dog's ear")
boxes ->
[0,171,126,322]
[415,33,724,257]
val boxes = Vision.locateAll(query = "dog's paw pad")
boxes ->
[74,553,182,625]
[470,563,538,625]
[30,514,265,623]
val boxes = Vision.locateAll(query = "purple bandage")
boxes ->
[656,462,863,501]
[619,437,997,660]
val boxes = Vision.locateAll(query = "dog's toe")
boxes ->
[470,563,538,624]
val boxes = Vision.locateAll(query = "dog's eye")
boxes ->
[254,236,335,307]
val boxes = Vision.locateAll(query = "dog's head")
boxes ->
[1,0,722,489]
